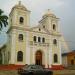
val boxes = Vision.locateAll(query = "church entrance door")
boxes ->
[35,51,42,65]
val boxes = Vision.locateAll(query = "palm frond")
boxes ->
[0,9,3,15]
[0,9,8,30]
[2,20,8,27]
[0,21,2,30]
[2,15,8,19]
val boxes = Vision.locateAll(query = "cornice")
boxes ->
[7,26,61,36]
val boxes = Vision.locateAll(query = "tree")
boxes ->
[0,9,8,30]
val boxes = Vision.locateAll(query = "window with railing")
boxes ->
[53,39,57,45]
[34,36,37,42]
[19,34,23,41]
[38,37,41,42]
[42,38,45,43]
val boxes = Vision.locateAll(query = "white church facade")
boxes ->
[0,1,62,68]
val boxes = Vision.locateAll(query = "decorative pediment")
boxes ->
[30,25,50,34]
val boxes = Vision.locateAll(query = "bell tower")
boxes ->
[9,1,30,28]
[8,1,30,64]
[39,9,59,33]
[39,9,62,67]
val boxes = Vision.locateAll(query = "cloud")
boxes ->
[32,0,65,12]
[0,0,75,50]
[26,0,65,9]
[0,0,65,15]
[21,0,65,25]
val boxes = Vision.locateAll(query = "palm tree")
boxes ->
[0,9,8,30]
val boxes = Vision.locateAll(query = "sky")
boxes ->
[0,0,75,51]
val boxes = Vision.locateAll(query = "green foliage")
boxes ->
[0,9,8,30]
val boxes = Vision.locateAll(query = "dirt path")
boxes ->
[0,70,75,75]
[53,70,75,75]
[0,70,18,75]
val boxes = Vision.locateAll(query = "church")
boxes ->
[0,1,62,68]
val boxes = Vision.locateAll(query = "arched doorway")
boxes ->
[35,51,42,65]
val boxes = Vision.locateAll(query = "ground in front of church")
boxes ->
[0,70,75,75]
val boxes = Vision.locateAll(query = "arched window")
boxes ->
[8,51,10,61]
[19,34,23,41]
[71,60,74,65]
[19,17,24,23]
[43,25,45,28]
[54,54,58,63]
[53,24,56,30]
[34,36,36,42]
[42,38,45,43]
[17,51,23,61]
[39,28,41,31]
[38,37,41,42]
[0,52,2,64]
[53,39,57,45]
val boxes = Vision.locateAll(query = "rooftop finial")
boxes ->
[48,9,50,11]
[19,1,21,5]
[47,9,50,13]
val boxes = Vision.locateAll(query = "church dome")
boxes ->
[12,1,27,11]
[42,9,56,18]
